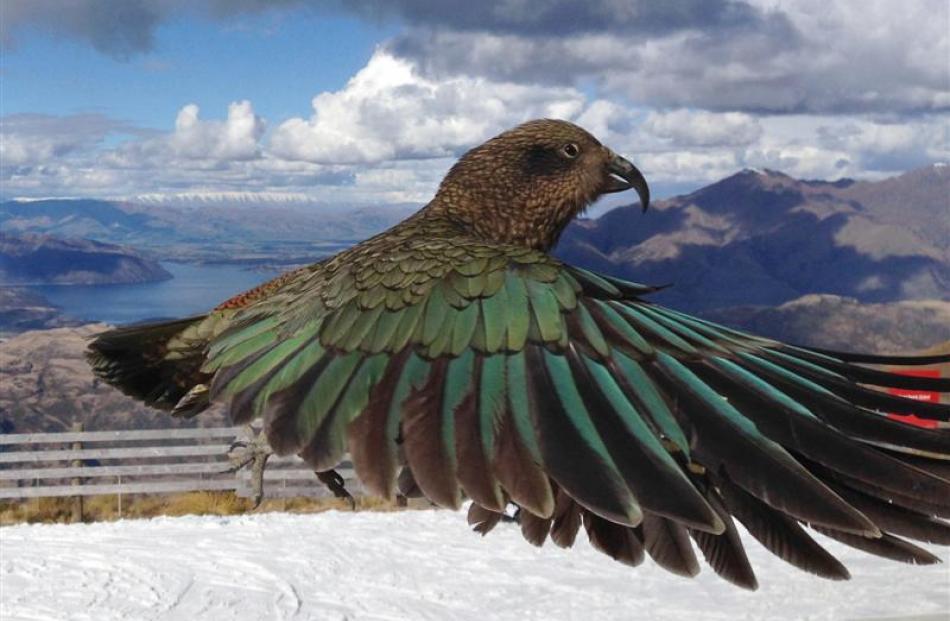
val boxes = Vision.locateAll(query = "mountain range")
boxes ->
[0,233,171,285]
[557,164,949,312]
[0,197,415,262]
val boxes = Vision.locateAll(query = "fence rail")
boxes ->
[0,462,233,481]
[0,427,245,445]
[10,479,240,500]
[0,444,232,464]
[0,425,360,508]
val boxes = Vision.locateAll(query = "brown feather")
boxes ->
[715,473,850,581]
[812,527,942,565]
[550,487,583,548]
[468,503,504,535]
[689,484,758,590]
[583,511,645,567]
[640,512,700,577]
[454,356,506,511]
[347,350,410,498]
[401,358,461,508]
[492,406,555,518]
[397,466,424,498]
[823,479,950,545]
[805,459,950,519]
[520,509,552,547]
[263,357,332,455]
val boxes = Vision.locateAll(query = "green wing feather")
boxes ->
[194,227,950,588]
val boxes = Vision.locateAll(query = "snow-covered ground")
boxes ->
[1,510,947,621]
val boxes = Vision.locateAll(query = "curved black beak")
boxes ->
[603,151,650,212]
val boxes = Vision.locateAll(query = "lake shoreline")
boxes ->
[20,261,278,326]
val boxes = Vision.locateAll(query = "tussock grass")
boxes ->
[0,492,412,526]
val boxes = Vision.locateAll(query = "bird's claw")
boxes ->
[225,440,252,472]
[226,432,272,508]
[316,469,356,510]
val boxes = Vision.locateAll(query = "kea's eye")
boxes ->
[561,143,580,159]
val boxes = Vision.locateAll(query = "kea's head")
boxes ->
[428,119,649,251]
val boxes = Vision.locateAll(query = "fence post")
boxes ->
[70,422,84,523]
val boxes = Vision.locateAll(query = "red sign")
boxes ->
[887,368,941,429]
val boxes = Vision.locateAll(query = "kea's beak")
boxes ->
[603,151,650,212]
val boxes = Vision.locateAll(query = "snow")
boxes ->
[127,191,328,207]
[1,510,947,621]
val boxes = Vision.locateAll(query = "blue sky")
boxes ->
[2,1,948,205]
[4,12,396,128]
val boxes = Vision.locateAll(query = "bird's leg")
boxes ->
[226,428,272,508]
[315,469,356,509]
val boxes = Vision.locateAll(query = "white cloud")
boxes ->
[573,100,636,142]
[392,1,949,115]
[0,113,135,167]
[638,150,742,185]
[1,134,61,168]
[270,50,587,165]
[815,118,949,172]
[2,103,272,199]
[627,112,950,185]
[744,144,851,179]
[5,1,948,118]
[643,110,762,147]
[170,101,265,161]
[2,51,948,202]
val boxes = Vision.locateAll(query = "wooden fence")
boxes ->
[0,425,361,514]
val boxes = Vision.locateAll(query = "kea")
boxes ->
[88,119,950,589]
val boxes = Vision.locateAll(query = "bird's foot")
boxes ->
[316,469,356,510]
[226,432,272,508]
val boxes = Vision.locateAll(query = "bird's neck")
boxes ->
[422,187,578,253]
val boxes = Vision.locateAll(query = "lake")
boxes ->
[33,262,276,325]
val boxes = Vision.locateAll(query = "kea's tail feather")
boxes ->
[86,315,211,416]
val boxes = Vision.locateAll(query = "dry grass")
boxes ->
[0,492,410,526]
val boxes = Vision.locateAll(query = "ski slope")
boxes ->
[1,510,947,620]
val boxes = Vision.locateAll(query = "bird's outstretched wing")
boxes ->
[204,240,950,589]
